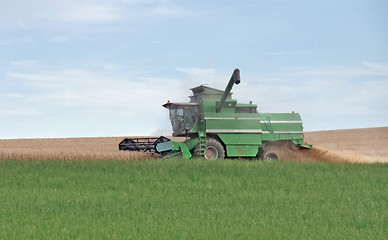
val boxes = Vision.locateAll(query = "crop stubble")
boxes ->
[0,127,387,163]
[0,137,152,161]
[304,127,388,163]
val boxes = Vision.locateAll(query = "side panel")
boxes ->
[217,133,261,157]
[206,119,261,133]
[217,133,262,145]
[226,145,258,157]
[202,100,263,157]
[260,113,306,145]
[204,104,262,134]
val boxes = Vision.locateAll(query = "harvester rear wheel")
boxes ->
[194,138,225,160]
[262,150,278,161]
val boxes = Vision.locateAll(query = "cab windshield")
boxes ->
[169,105,198,136]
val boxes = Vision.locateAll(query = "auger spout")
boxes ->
[216,68,240,112]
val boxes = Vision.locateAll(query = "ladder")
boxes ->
[198,132,207,156]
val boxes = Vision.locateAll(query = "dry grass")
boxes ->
[0,127,387,163]
[0,137,154,160]
[304,127,388,163]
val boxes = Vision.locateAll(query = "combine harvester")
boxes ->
[119,69,311,160]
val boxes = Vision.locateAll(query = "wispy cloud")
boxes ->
[10,60,45,69]
[50,36,70,43]
[265,51,309,56]
[178,63,388,130]
[0,108,40,117]
[1,62,189,136]
[175,67,230,88]
[0,0,191,28]
[285,63,388,78]
[363,61,388,73]
[176,67,216,75]
[5,64,190,118]
[152,3,192,17]
[2,61,387,137]
[0,1,118,26]
[4,93,24,98]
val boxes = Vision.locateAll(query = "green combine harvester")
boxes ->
[119,68,311,160]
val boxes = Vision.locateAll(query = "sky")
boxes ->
[1,0,387,139]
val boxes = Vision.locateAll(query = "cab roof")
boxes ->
[162,102,199,109]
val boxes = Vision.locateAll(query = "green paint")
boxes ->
[160,69,311,158]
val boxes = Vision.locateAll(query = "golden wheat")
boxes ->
[0,137,155,161]
[304,127,388,163]
[0,127,387,162]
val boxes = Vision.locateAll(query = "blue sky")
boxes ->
[1,0,387,139]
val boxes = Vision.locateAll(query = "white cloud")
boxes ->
[265,51,308,56]
[50,36,70,43]
[0,108,40,117]
[177,63,388,131]
[176,67,215,75]
[2,63,188,137]
[10,60,45,69]
[6,65,188,117]
[363,61,388,73]
[2,61,387,138]
[152,4,191,16]
[175,67,231,88]
[0,1,116,26]
[0,0,191,28]
[285,62,388,78]
[4,93,23,98]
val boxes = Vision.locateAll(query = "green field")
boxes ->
[0,159,387,239]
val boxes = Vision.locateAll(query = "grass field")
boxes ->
[1,159,387,239]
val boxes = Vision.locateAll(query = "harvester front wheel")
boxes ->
[262,150,278,161]
[194,138,225,160]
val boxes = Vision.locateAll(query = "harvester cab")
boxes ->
[162,102,199,137]
[119,68,312,160]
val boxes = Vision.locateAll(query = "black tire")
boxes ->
[262,150,278,161]
[194,138,225,160]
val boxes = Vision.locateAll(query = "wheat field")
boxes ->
[0,127,387,163]
[0,137,151,161]
[304,127,388,163]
